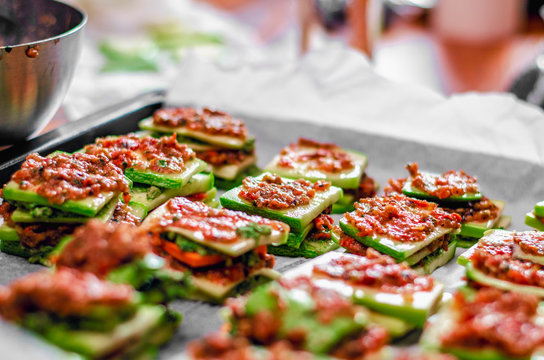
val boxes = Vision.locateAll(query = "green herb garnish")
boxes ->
[236,223,272,240]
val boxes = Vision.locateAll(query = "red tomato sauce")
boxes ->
[9,152,130,204]
[85,134,195,174]
[277,138,355,173]
[239,174,330,210]
[407,162,479,199]
[152,107,248,140]
[344,194,461,242]
[313,249,434,293]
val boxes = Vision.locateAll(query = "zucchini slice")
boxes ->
[213,164,261,190]
[402,175,482,202]
[339,218,454,261]
[3,181,117,217]
[525,211,544,231]
[267,235,339,258]
[465,263,544,297]
[38,305,180,359]
[142,201,289,257]
[458,200,505,238]
[129,172,214,212]
[139,117,254,150]
[264,149,368,190]
[211,154,257,181]
[124,158,207,189]
[11,197,118,224]
[535,201,544,218]
[411,240,457,276]
[284,252,444,327]
[220,174,342,234]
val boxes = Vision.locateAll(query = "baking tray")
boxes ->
[1,89,543,358]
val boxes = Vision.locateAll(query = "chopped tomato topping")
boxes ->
[407,162,479,199]
[162,241,224,268]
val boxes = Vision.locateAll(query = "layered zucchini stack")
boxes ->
[83,134,214,217]
[220,173,343,258]
[55,220,193,304]
[421,287,544,360]
[142,197,289,303]
[397,163,509,248]
[0,268,181,359]
[265,138,377,213]
[285,251,445,337]
[525,201,544,230]
[139,107,259,189]
[458,229,544,296]
[0,152,131,265]
[337,194,461,274]
[224,275,388,358]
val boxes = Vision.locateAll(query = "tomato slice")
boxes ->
[255,244,268,257]
[162,241,224,268]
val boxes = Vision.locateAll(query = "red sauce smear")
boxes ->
[313,249,434,293]
[344,194,461,242]
[152,107,248,140]
[441,288,544,358]
[407,162,479,199]
[149,197,288,244]
[110,202,142,226]
[196,148,253,167]
[277,138,355,173]
[85,134,195,175]
[331,327,388,360]
[239,174,331,210]
[56,220,151,278]
[310,213,334,241]
[0,268,134,321]
[513,231,544,257]
[9,152,130,204]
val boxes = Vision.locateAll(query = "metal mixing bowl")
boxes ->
[0,0,86,144]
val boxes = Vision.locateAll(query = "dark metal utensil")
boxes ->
[0,0,87,144]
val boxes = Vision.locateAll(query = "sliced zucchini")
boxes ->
[339,218,454,261]
[211,154,257,181]
[124,158,207,189]
[535,201,544,218]
[213,164,261,190]
[39,305,180,359]
[284,223,313,249]
[190,267,280,302]
[264,149,367,189]
[411,240,457,275]
[139,117,253,150]
[129,172,214,211]
[267,236,339,258]
[220,174,342,234]
[459,200,505,238]
[11,197,118,224]
[284,252,444,327]
[526,211,544,231]
[331,193,356,214]
[142,201,289,257]
[402,175,482,202]
[3,182,117,217]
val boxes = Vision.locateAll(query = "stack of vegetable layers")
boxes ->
[220,173,342,258]
[0,268,181,359]
[54,220,193,304]
[283,251,445,338]
[421,287,544,360]
[141,197,289,303]
[525,201,544,230]
[399,163,509,248]
[83,134,215,218]
[264,138,377,213]
[458,229,544,297]
[337,194,462,275]
[0,152,132,265]
[139,107,260,189]
[223,274,389,358]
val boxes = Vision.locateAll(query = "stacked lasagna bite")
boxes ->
[389,163,510,248]
[139,107,260,189]
[220,173,342,258]
[337,194,461,274]
[265,138,377,213]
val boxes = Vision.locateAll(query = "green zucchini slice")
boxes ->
[402,175,482,202]
[267,235,339,258]
[458,200,505,238]
[535,201,544,218]
[3,181,117,217]
[411,240,457,276]
[220,174,342,234]
[338,218,454,261]
[213,164,261,190]
[526,211,544,231]
[211,154,257,181]
[124,158,207,189]
[139,117,254,150]
[264,149,368,190]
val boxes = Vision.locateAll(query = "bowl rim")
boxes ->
[0,0,88,50]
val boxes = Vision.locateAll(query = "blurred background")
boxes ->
[43,0,544,131]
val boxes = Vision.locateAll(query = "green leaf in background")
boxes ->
[147,22,223,51]
[99,40,159,73]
